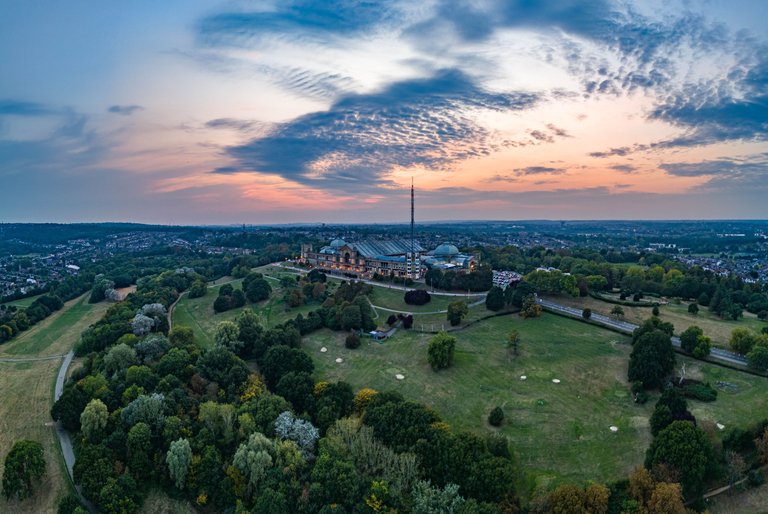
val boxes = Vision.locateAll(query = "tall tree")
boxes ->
[2,440,46,501]
[166,438,192,489]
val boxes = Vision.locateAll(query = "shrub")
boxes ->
[682,383,717,402]
[652,305,660,316]
[582,308,592,320]
[688,303,699,315]
[404,289,431,306]
[488,407,504,427]
[748,469,765,487]
[402,314,414,329]
[345,333,361,349]
[386,314,398,326]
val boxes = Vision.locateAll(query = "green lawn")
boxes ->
[368,285,483,313]
[172,278,320,348]
[305,314,649,495]
[0,294,108,356]
[2,293,44,309]
[304,312,768,497]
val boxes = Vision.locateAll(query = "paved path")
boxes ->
[537,298,749,367]
[0,353,67,363]
[54,350,98,513]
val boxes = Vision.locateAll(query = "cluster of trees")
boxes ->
[423,267,492,292]
[2,440,46,501]
[482,245,768,319]
[386,313,414,329]
[729,327,768,371]
[280,272,328,308]
[213,284,247,313]
[50,284,520,513]
[404,289,431,306]
[679,325,712,358]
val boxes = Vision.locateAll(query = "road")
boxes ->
[537,298,749,367]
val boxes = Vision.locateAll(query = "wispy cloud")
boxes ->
[108,105,143,116]
[215,69,539,191]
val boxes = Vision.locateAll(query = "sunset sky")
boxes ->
[1,0,767,224]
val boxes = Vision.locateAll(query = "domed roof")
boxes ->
[329,239,346,248]
[434,243,459,257]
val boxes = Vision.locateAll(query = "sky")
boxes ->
[1,0,767,224]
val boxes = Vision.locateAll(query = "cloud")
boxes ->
[0,100,58,117]
[660,154,768,191]
[589,146,633,158]
[108,105,143,116]
[515,166,566,176]
[215,69,539,191]
[610,164,637,173]
[197,0,403,48]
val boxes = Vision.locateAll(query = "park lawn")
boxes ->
[544,295,765,348]
[678,355,768,430]
[172,278,319,348]
[1,293,44,309]
[0,294,109,357]
[304,313,658,496]
[0,360,70,514]
[367,284,484,314]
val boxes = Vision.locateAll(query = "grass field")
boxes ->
[544,295,765,348]
[304,312,768,497]
[172,277,319,348]
[0,295,109,357]
[1,293,44,309]
[368,285,484,313]
[0,294,108,514]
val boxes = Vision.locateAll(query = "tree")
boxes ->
[730,328,758,354]
[548,484,585,514]
[405,289,431,306]
[276,372,315,414]
[80,399,108,442]
[645,420,713,498]
[506,329,520,357]
[488,407,504,427]
[520,294,542,318]
[166,438,192,489]
[446,301,468,326]
[747,344,768,371]
[725,450,748,489]
[428,332,456,370]
[628,329,675,389]
[611,305,625,320]
[584,483,610,514]
[680,325,704,354]
[345,332,361,349]
[233,432,275,498]
[2,440,46,501]
[103,343,138,377]
[582,308,592,320]
[411,480,464,514]
[188,280,207,298]
[260,345,314,389]
[688,302,699,315]
[652,305,660,316]
[646,482,686,514]
[127,422,153,478]
[169,326,194,347]
[485,286,505,311]
[274,411,319,456]
[131,313,155,336]
[214,320,243,353]
[341,305,363,330]
[693,335,712,358]
[245,278,272,303]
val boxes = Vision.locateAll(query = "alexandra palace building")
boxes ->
[300,239,476,279]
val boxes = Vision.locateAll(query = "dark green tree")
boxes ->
[485,286,505,311]
[488,407,504,427]
[645,421,713,498]
[679,325,704,354]
[2,440,46,501]
[628,330,676,389]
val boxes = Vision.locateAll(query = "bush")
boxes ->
[652,305,660,316]
[402,314,414,329]
[582,308,592,320]
[386,314,398,326]
[488,406,504,427]
[688,303,699,315]
[682,383,717,402]
[345,333,361,349]
[748,469,765,487]
[404,289,431,306]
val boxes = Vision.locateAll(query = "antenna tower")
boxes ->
[410,178,415,278]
